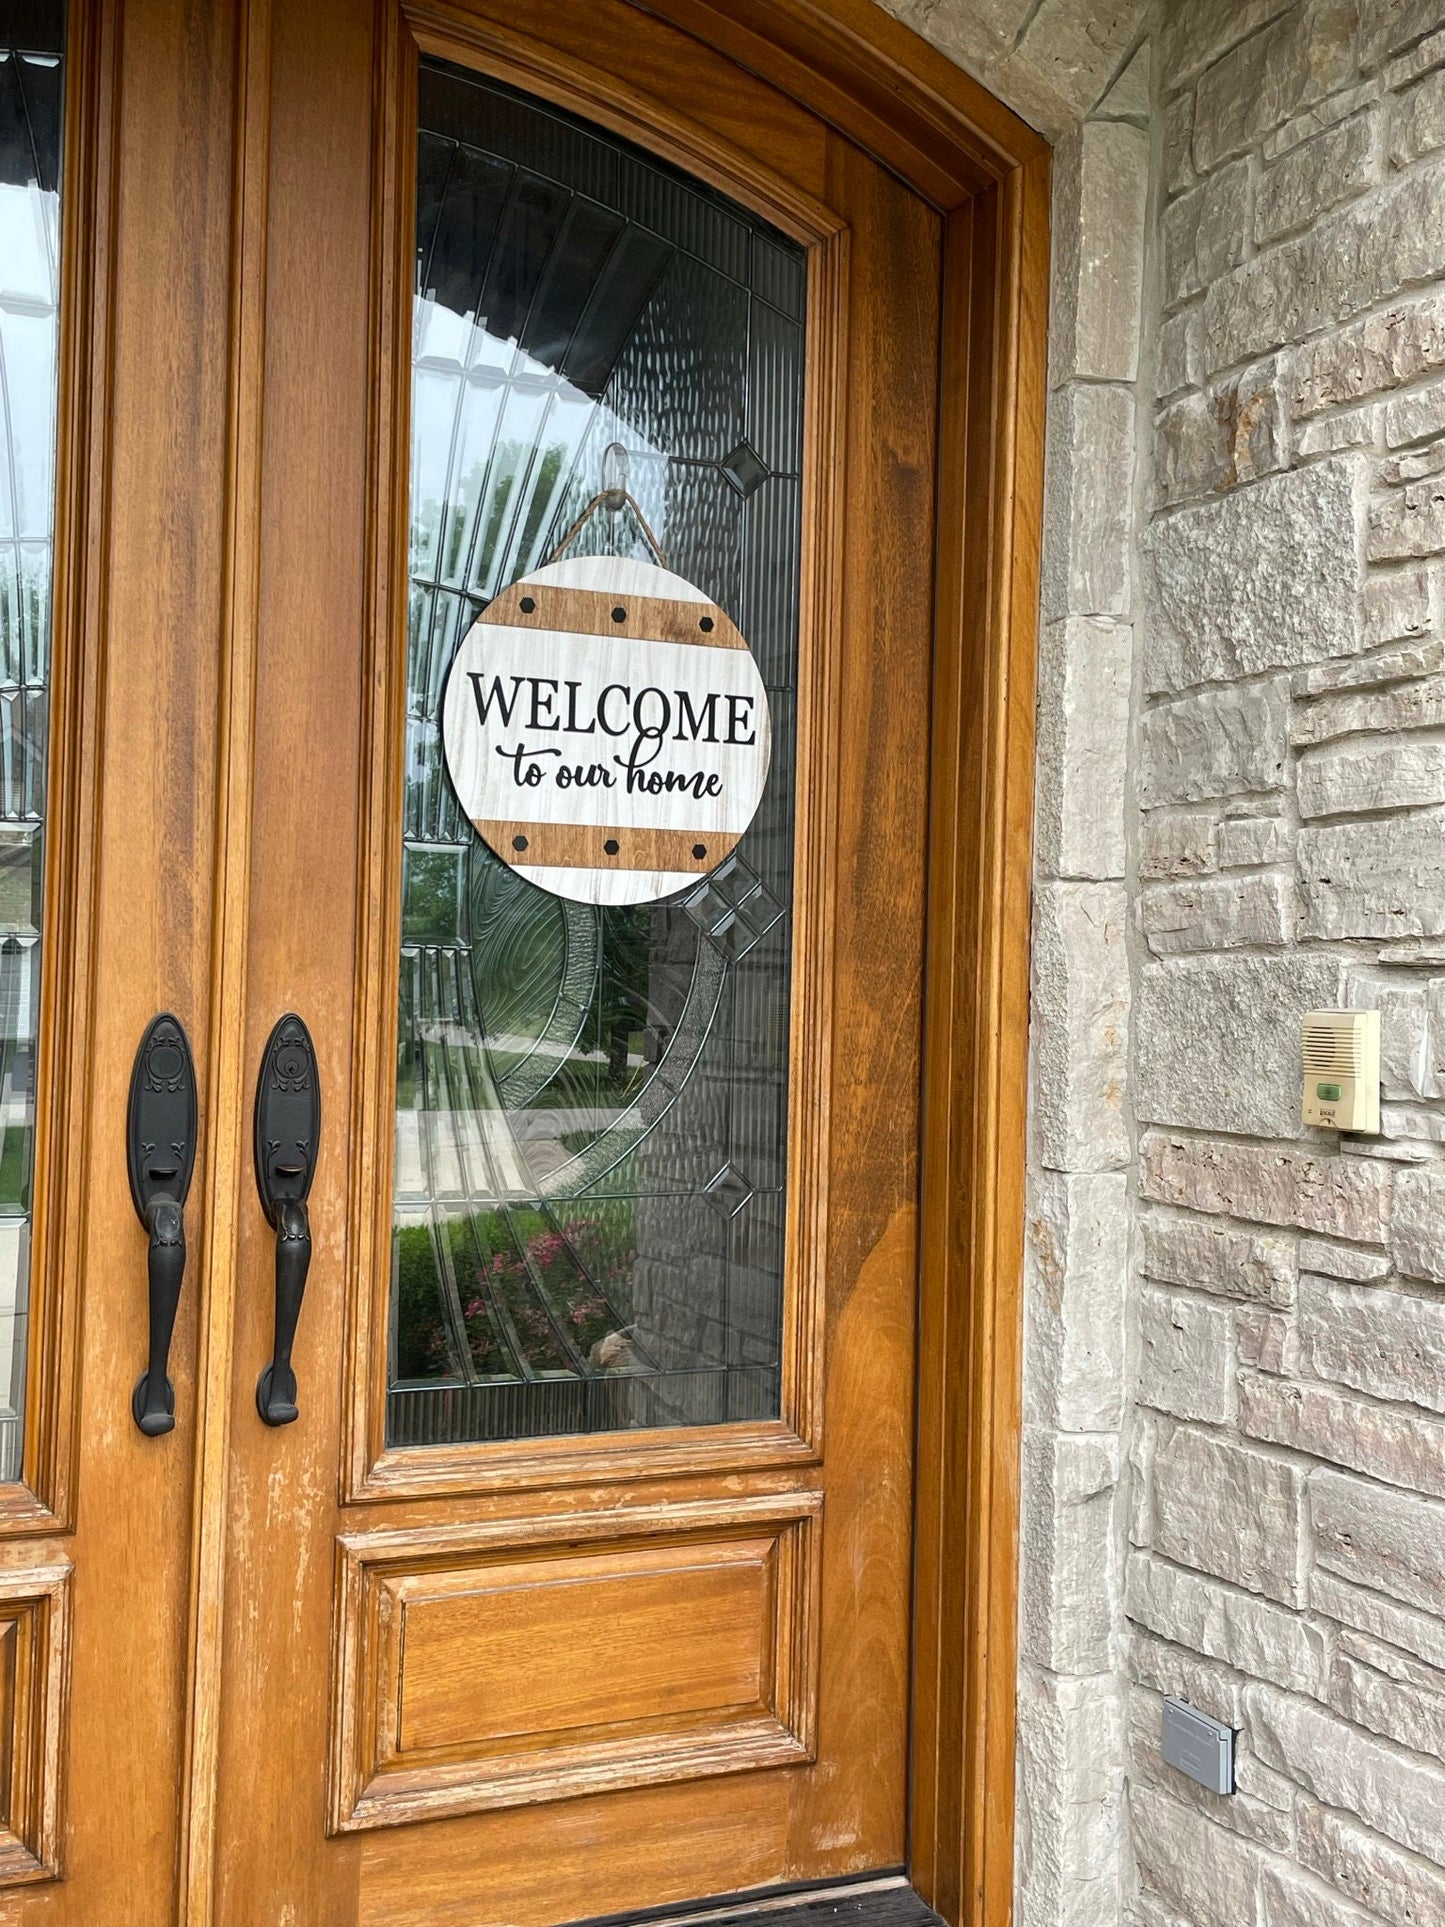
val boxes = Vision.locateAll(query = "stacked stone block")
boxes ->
[1017,62,1150,1927]
[871,0,1154,139]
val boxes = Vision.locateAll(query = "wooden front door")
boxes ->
[0,0,1046,1919]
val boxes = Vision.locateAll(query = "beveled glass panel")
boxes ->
[389,61,805,1446]
[0,2,63,1482]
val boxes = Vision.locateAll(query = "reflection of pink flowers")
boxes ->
[459,1214,636,1374]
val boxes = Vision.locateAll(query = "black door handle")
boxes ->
[253,1014,320,1426]
[127,1014,198,1435]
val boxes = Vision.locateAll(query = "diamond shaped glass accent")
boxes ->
[682,854,786,960]
[703,1163,754,1219]
[720,438,769,499]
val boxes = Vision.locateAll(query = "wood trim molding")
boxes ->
[589,16,1049,1923]
[343,7,853,1507]
[404,0,850,244]
[176,2,275,1920]
[629,0,1047,205]
[0,0,119,1542]
[911,163,1049,1927]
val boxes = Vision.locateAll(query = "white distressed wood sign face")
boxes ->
[442,555,772,906]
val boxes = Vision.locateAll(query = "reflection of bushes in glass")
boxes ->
[392,1205,637,1385]
[462,1207,635,1375]
[393,1222,451,1380]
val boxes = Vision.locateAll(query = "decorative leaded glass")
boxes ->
[388,61,805,1445]
[0,0,63,1481]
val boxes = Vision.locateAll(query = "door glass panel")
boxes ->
[389,61,805,1447]
[0,1,63,1481]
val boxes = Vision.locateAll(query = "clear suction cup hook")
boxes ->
[545,441,667,567]
[600,440,631,513]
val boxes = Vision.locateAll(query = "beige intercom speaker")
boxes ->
[1301,1009,1380,1133]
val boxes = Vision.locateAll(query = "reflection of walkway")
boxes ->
[395,1103,640,1196]
[391,907,737,1441]
[396,943,648,1392]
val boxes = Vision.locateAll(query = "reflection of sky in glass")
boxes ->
[410,302,666,602]
[1,82,62,687]
[0,35,64,1484]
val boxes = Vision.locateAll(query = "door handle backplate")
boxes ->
[127,1013,198,1435]
[253,1013,320,1426]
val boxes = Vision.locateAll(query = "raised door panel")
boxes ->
[330,1494,820,1831]
[0,1561,70,1885]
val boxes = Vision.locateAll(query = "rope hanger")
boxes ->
[544,442,669,569]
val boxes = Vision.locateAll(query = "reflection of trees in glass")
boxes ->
[411,439,571,592]
[402,846,464,947]
[540,903,653,1111]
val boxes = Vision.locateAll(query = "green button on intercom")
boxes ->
[1316,1082,1342,1102]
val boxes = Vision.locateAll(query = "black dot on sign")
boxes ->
[512,835,529,852]
[692,843,707,859]
[611,606,627,623]
[603,837,620,855]
[519,596,535,614]
[699,616,714,633]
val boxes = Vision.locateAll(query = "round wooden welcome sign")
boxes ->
[442,555,772,906]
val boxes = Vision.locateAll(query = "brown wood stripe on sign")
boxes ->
[477,819,743,873]
[485,583,747,649]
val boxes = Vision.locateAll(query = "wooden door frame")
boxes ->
[622,10,1049,1927]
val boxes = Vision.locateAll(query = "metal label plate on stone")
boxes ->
[442,556,772,906]
[1161,1696,1235,1796]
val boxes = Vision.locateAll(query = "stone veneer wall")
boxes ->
[873,4,1445,1927]
[1129,5,1445,1927]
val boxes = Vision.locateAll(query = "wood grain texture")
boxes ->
[175,1,273,1920]
[204,1,377,1920]
[0,1562,71,1884]
[329,1495,821,1831]
[0,0,1044,1921]
[402,0,839,243]
[485,580,750,651]
[78,2,1044,1924]
[0,0,243,1918]
[471,821,746,877]
[909,159,1049,1927]
[210,3,937,1922]
[615,0,1046,207]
